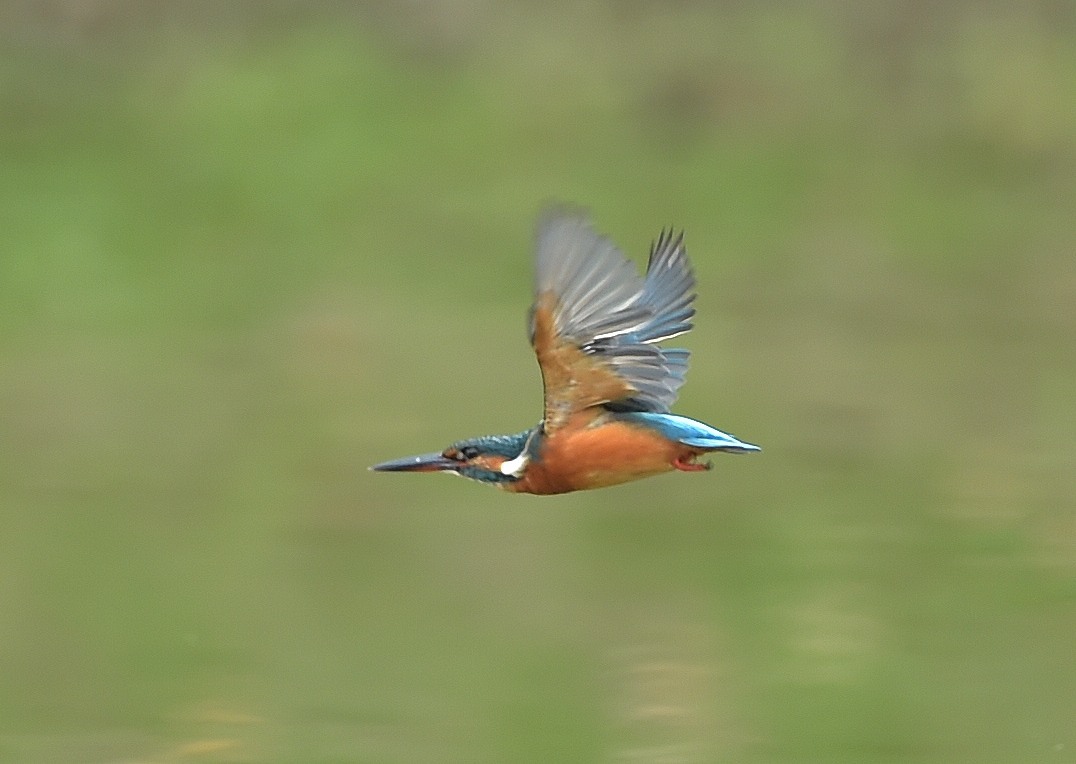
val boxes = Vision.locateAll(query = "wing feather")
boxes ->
[636,230,695,343]
[529,207,698,432]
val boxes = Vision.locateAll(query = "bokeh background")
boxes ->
[2,2,1074,762]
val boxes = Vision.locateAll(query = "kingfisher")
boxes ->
[371,207,760,495]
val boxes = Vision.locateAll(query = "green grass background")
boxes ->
[2,2,1074,761]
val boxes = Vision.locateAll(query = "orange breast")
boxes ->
[506,416,691,495]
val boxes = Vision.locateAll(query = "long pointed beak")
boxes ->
[369,452,459,473]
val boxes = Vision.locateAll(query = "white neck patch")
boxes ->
[499,451,529,477]
[499,427,541,478]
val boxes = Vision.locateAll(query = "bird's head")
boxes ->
[370,428,538,486]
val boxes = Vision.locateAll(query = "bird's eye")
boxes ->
[460,445,480,459]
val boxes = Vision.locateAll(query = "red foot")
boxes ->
[673,455,712,472]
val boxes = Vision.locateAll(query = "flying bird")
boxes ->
[371,207,759,495]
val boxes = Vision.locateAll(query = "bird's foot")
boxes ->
[673,454,712,472]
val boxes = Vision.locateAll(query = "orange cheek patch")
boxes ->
[471,455,505,472]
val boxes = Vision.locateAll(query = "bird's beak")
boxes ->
[369,452,459,473]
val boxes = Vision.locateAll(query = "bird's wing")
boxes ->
[528,207,696,434]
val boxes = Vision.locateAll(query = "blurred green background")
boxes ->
[2,2,1074,762]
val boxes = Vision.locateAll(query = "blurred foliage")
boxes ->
[1,1,1074,762]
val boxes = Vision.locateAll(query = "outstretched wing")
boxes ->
[528,207,696,434]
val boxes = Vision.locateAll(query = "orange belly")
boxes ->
[505,418,695,495]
